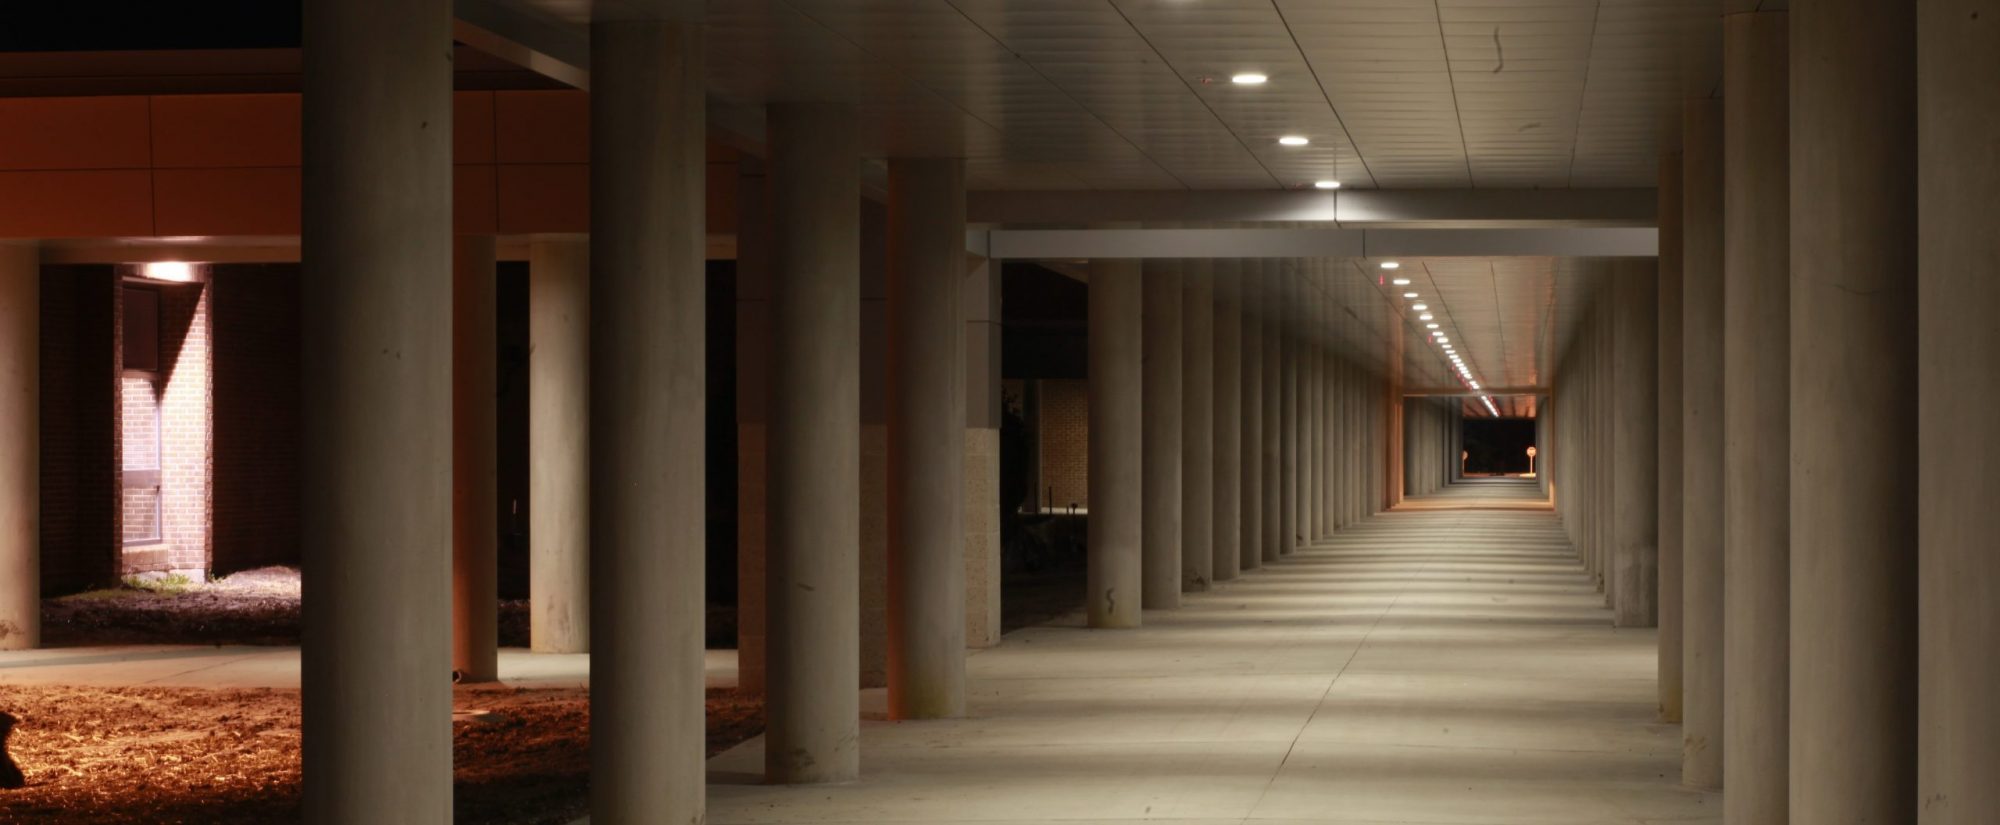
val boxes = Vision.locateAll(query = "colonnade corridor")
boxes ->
[699,483,1716,824]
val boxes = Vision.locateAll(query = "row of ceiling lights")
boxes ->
[1378,260,1499,417]
[1228,72,1341,191]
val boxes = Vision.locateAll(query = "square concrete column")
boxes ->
[1656,152,1684,720]
[1279,278,1298,554]
[528,238,589,655]
[1679,97,1724,790]
[964,256,1003,648]
[1239,270,1263,572]
[1179,261,1214,592]
[587,15,708,819]
[766,103,862,783]
[0,243,37,651]
[1140,259,1183,609]
[1087,257,1142,628]
[452,234,500,684]
[1789,1,1917,820]
[1611,261,1659,629]
[1918,3,2000,819]
[1260,266,1282,563]
[300,0,454,819]
[1210,262,1242,582]
[1722,10,1791,823]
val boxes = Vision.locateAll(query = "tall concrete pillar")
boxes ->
[1918,3,2000,820]
[735,158,771,690]
[1141,259,1183,609]
[1790,2,1917,820]
[528,238,589,655]
[451,235,499,684]
[885,158,967,719]
[1279,274,1298,555]
[765,103,860,783]
[1240,271,1264,572]
[1612,262,1659,628]
[587,16,707,820]
[1657,151,1684,720]
[1722,11,1790,824]
[1180,261,1214,591]
[0,243,36,651]
[1680,98,1725,789]
[1211,264,1241,582]
[1088,258,1143,627]
[300,0,453,819]
[1261,267,1282,562]
[1298,335,1316,547]
[963,256,1003,648]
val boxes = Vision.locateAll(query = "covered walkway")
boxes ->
[702,490,1716,824]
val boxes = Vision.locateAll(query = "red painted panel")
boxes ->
[0,97,151,171]
[0,170,153,238]
[494,91,588,164]
[150,94,301,168]
[455,165,498,235]
[153,168,301,236]
[496,164,587,234]
[454,92,496,165]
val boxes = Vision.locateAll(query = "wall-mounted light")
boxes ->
[140,262,198,282]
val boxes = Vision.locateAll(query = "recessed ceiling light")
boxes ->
[1278,136,1310,146]
[142,261,196,282]
[1426,323,1440,329]
[1412,303,1429,311]
[1391,278,1412,286]
[1403,292,1419,299]
[1436,335,1450,343]
[1313,180,1341,189]
[1419,313,1434,320]
[1231,73,1269,85]
[1380,261,1401,270]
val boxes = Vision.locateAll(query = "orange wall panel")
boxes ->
[496,164,586,234]
[150,94,300,168]
[0,170,153,238]
[0,97,151,171]
[153,168,301,236]
[454,92,497,165]
[455,165,499,235]
[494,91,588,164]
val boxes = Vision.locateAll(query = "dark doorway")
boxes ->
[1463,417,1537,475]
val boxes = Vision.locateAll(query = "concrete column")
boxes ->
[735,158,771,690]
[885,158,967,719]
[1180,261,1214,591]
[1141,259,1183,609]
[1612,262,1659,628]
[528,238,589,655]
[300,0,453,819]
[1680,98,1724,788]
[1279,273,1298,555]
[0,243,36,651]
[1240,270,1263,572]
[1261,270,1282,562]
[1298,332,1316,547]
[1088,258,1143,627]
[587,16,707,820]
[1918,4,2000,820]
[1722,11,1790,823]
[766,103,860,783]
[963,256,1003,648]
[1657,151,1685,720]
[451,235,499,683]
[1790,2,1917,819]
[1211,263,1241,582]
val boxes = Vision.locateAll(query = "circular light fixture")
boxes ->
[1278,135,1310,146]
[1380,261,1401,270]
[1231,73,1269,85]
[1313,180,1341,189]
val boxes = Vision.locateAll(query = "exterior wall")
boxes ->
[38,266,117,594]
[209,265,300,574]
[1036,379,1089,513]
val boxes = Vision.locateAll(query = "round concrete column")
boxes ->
[1657,151,1684,720]
[1680,98,1724,788]
[766,102,861,783]
[1612,262,1659,629]
[1722,11,1790,824]
[1211,263,1242,582]
[1240,271,1264,572]
[528,238,589,654]
[1088,257,1143,628]
[1279,276,1298,555]
[1298,336,1316,546]
[1790,2,1918,819]
[1918,4,2000,820]
[1141,259,1183,609]
[885,158,968,719]
[1180,261,1214,591]
[299,0,454,819]
[452,234,499,684]
[586,17,708,819]
[1261,269,1282,562]
[0,243,37,651]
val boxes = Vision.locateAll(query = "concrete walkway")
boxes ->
[705,488,1717,824]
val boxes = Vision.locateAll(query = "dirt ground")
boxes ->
[0,686,764,824]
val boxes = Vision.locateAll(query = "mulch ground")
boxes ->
[0,686,764,824]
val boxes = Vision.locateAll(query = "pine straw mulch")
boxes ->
[0,686,765,824]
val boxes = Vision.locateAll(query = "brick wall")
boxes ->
[151,281,212,575]
[1037,378,1088,513]
[38,266,117,594]
[209,265,300,574]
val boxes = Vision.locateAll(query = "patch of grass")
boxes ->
[121,573,196,596]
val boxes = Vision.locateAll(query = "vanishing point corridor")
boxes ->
[705,480,1715,824]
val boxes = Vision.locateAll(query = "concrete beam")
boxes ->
[1402,386,1545,397]
[981,228,1656,261]
[968,188,1656,228]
